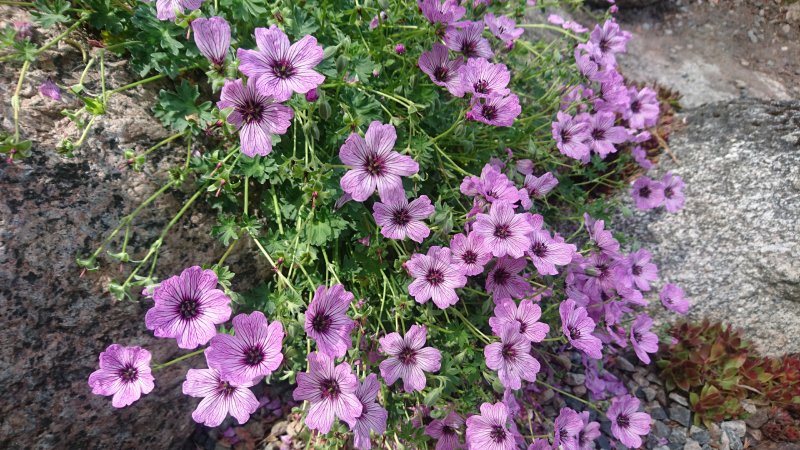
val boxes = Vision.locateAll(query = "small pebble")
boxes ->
[669,404,692,427]
[669,393,689,406]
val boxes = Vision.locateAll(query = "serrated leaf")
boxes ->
[153,79,213,131]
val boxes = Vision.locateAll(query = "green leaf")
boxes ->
[211,215,239,246]
[31,0,70,27]
[423,386,443,406]
[152,80,213,131]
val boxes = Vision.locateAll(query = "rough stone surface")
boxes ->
[616,99,800,356]
[669,404,692,427]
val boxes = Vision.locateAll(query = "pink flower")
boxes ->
[379,325,441,393]
[577,411,601,450]
[548,14,588,33]
[39,78,61,101]
[552,111,591,162]
[553,407,583,450]
[293,352,362,434]
[350,374,388,449]
[155,0,203,21]
[484,322,540,390]
[339,121,419,202]
[373,189,435,243]
[473,201,534,258]
[662,172,686,213]
[305,284,356,358]
[607,395,651,448]
[144,266,231,349]
[584,213,620,256]
[659,283,689,314]
[457,57,511,98]
[419,43,466,96]
[425,411,464,450]
[489,298,550,343]
[632,146,653,170]
[631,176,665,210]
[589,20,632,57]
[585,112,628,158]
[237,25,325,102]
[486,257,530,301]
[625,249,658,291]
[528,225,576,276]
[88,344,155,408]
[465,402,515,449]
[206,311,284,384]
[407,246,468,309]
[469,94,521,127]
[485,13,523,43]
[217,78,294,157]
[449,232,492,276]
[460,164,523,206]
[623,86,660,129]
[182,365,259,427]
[191,16,231,66]
[560,299,603,359]
[444,21,493,59]
[630,314,658,364]
[418,0,466,25]
[523,172,558,198]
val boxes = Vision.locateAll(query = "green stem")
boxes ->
[152,348,205,370]
[36,16,88,55]
[452,308,491,344]
[243,175,249,215]
[141,131,186,158]
[536,379,601,412]
[271,187,284,234]
[216,241,236,267]
[0,1,35,5]
[11,60,30,142]
[73,116,97,148]
[248,231,299,296]
[107,73,166,97]
[430,117,463,144]
[518,23,582,40]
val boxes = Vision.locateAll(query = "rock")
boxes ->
[689,425,711,445]
[669,405,692,427]
[616,100,800,356]
[747,29,758,43]
[633,372,649,387]
[787,2,800,24]
[565,373,586,386]
[270,420,288,437]
[572,385,587,396]
[615,355,637,372]
[740,400,757,414]
[721,420,746,438]
[748,428,762,441]
[670,427,688,446]
[745,408,770,429]
[653,420,671,439]
[725,428,743,450]
[684,439,702,450]
[642,387,658,402]
[646,403,668,421]
[707,422,721,441]
[669,393,689,407]
[539,389,555,404]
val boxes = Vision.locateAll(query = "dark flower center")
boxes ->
[217,380,236,397]
[462,250,478,265]
[272,59,297,79]
[426,269,445,286]
[630,100,641,113]
[474,79,490,94]
[320,378,341,400]
[599,38,611,53]
[240,98,264,124]
[179,297,200,319]
[568,325,582,340]
[492,268,510,286]
[118,364,139,382]
[639,186,652,198]
[591,128,606,141]
[490,425,507,443]
[481,104,498,121]
[364,154,385,176]
[392,208,411,226]
[501,343,517,361]
[616,414,630,428]
[460,41,477,58]
[530,241,548,258]
[632,264,643,276]
[494,224,511,239]
[560,128,572,143]
[664,187,674,199]
[244,346,265,366]
[312,313,332,333]
[518,320,528,334]
[433,66,450,82]
[399,346,417,365]
[442,425,455,435]
[633,331,643,342]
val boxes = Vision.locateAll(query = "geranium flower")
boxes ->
[339,121,419,202]
[237,25,325,101]
[465,402,515,449]
[292,352,362,433]
[379,325,441,393]
[585,111,628,158]
[373,189,435,243]
[39,78,61,101]
[528,226,576,276]
[217,78,294,157]
[659,283,690,314]
[457,58,511,98]
[468,94,521,127]
[607,395,651,448]
[662,172,686,213]
[473,200,534,258]
[407,246,467,309]
[623,86,660,129]
[425,411,464,450]
[560,299,603,359]
[484,13,523,43]
[577,411,601,450]
[631,176,665,210]
[350,374,388,449]
[191,16,231,66]
[552,112,591,161]
[305,284,356,358]
[155,0,203,21]
[460,164,523,206]
[486,257,530,301]
[450,232,492,276]
[584,214,620,256]
[523,172,558,198]
[489,298,550,343]
[418,0,465,25]
[182,365,259,427]
[589,20,632,57]
[419,43,465,96]
[630,314,658,364]
[632,146,653,170]
[444,21,493,59]
[206,311,284,384]
[484,322,540,390]
[553,407,583,450]
[88,344,154,408]
[625,249,658,291]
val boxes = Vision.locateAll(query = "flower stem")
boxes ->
[36,16,88,56]
[535,379,601,412]
[141,131,186,158]
[11,59,30,143]
[452,308,491,344]
[152,348,205,370]
[248,231,300,296]
[518,23,582,40]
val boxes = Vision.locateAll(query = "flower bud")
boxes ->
[305,88,319,102]
[394,43,406,55]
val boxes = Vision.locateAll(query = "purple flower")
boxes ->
[418,0,466,25]
[88,344,155,408]
[631,146,653,170]
[484,13,524,43]
[305,88,319,102]
[145,266,232,349]
[659,283,689,314]
[474,201,534,258]
[574,43,611,82]
[625,249,658,291]
[623,86,660,129]
[662,172,685,213]
[155,0,203,21]
[425,411,464,450]
[528,440,552,450]
[486,257,530,301]
[489,298,549,343]
[395,43,406,54]
[584,214,620,256]
[460,164,523,205]
[407,246,468,309]
[379,325,442,393]
[548,14,588,33]
[553,407,583,450]
[444,21,494,60]
[560,299,603,359]
[373,189,434,243]
[589,20,632,57]
[457,58,511,98]
[217,78,294,157]
[552,112,591,161]
[484,322,540,390]
[607,395,651,448]
[206,311,284,384]
[516,159,534,175]
[292,352,362,433]
[304,284,356,358]
[468,94,521,127]
[465,402,515,450]
[14,21,32,40]
[528,227,576,276]
[182,365,259,427]
[630,314,659,364]
[631,176,665,210]
[192,16,230,66]
[523,172,558,198]
[237,25,325,102]
[450,232,492,276]
[339,121,419,202]
[577,411,601,450]
[350,374,388,449]
[39,77,61,101]
[419,43,466,96]
[585,112,628,158]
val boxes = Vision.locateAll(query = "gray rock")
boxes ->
[689,425,711,445]
[720,420,746,438]
[669,393,689,407]
[670,427,688,446]
[725,429,743,450]
[616,100,800,356]
[669,405,692,427]
[653,420,672,438]
[615,355,637,372]
[572,385,587,396]
[684,439,702,450]
[566,373,586,386]
[646,403,668,421]
[642,387,658,402]
[744,408,769,429]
